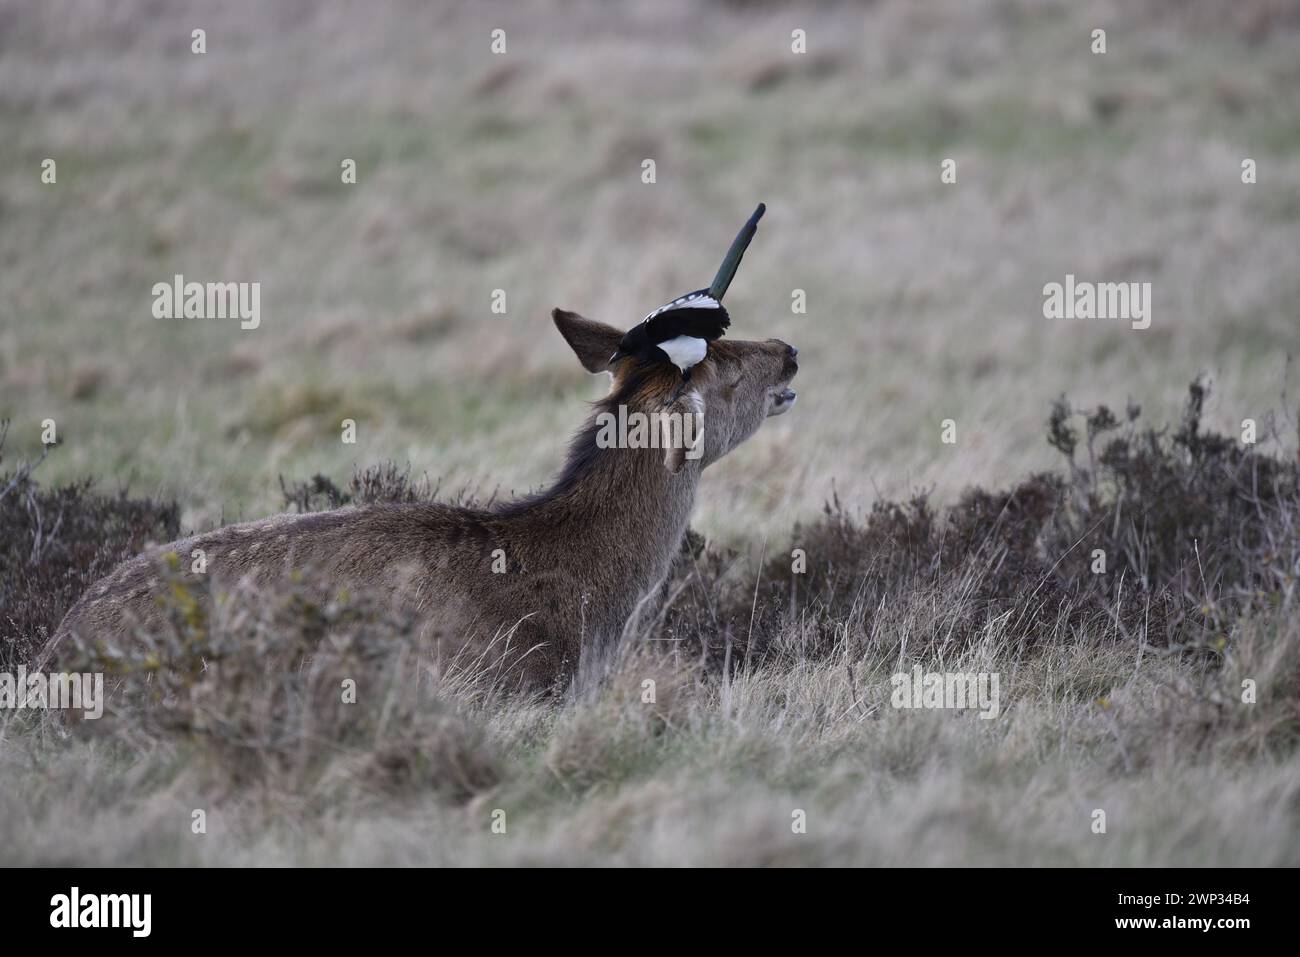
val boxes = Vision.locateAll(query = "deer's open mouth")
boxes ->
[768,387,797,416]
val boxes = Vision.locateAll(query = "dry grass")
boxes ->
[3,610,1298,866]
[4,385,1299,865]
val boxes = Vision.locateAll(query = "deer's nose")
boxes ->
[783,344,799,377]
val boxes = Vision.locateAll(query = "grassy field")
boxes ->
[2,0,1300,866]
[4,390,1300,866]
[4,0,1299,539]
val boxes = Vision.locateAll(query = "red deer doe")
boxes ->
[44,210,798,693]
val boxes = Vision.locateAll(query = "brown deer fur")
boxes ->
[43,309,798,691]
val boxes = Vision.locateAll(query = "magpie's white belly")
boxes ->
[658,335,707,372]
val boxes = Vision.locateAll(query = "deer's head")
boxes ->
[553,309,798,474]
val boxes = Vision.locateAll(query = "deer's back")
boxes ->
[44,502,575,684]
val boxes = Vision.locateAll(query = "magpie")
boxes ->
[610,204,766,394]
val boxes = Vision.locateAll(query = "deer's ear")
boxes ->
[662,389,704,475]
[553,309,623,374]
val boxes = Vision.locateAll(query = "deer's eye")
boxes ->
[727,375,743,390]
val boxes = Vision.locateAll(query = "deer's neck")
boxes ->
[500,415,699,600]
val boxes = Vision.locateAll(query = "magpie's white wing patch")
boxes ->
[658,335,708,372]
[642,291,722,323]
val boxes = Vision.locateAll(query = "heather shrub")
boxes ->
[0,422,179,671]
[661,379,1300,669]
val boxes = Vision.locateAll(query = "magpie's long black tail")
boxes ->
[707,203,766,301]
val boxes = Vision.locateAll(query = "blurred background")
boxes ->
[2,0,1298,542]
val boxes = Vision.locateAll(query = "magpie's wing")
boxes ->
[641,289,731,342]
